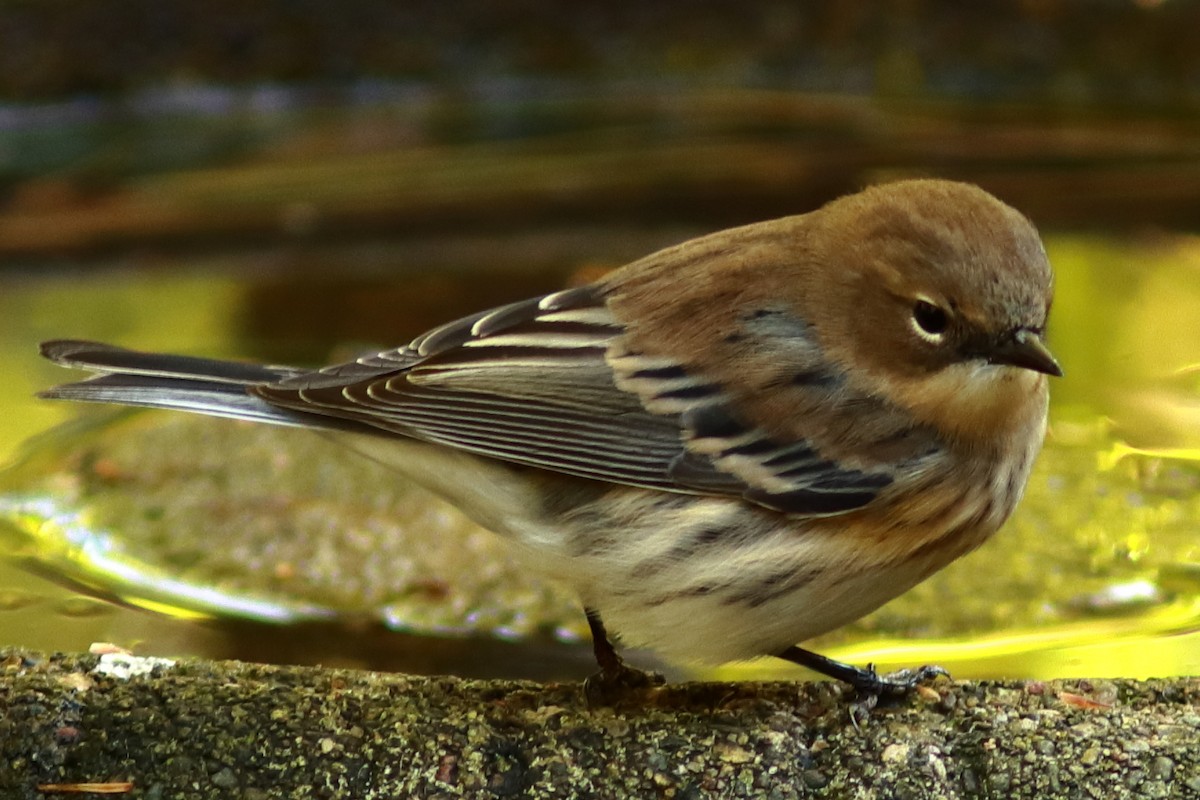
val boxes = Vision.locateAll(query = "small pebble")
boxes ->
[211,767,238,789]
[1148,756,1174,781]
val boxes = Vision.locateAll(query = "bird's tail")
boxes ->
[38,339,339,429]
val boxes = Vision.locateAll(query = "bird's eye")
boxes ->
[911,300,949,342]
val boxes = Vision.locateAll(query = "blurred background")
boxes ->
[1,1,1199,683]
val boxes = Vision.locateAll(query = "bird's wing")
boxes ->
[257,285,897,516]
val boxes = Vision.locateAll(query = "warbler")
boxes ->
[39,179,1060,700]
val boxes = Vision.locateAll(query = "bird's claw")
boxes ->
[853,663,950,698]
[847,663,949,727]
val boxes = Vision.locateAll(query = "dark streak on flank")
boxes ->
[645,583,720,606]
[725,567,823,608]
[904,494,996,567]
[630,524,730,579]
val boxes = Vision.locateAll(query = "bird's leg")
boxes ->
[776,644,948,702]
[582,608,664,704]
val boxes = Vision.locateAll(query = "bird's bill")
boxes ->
[989,329,1063,377]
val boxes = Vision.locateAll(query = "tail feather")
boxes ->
[38,339,356,431]
[40,339,303,384]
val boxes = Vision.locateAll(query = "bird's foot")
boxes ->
[776,644,948,723]
[583,607,666,705]
[583,661,666,707]
[848,662,950,699]
[846,663,949,728]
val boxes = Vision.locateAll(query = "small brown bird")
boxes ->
[39,179,1060,699]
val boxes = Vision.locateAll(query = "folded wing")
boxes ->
[257,285,899,516]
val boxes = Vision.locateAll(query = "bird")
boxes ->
[39,178,1061,701]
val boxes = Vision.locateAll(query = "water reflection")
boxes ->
[1,228,1198,681]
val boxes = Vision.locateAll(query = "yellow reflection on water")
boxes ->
[715,599,1200,682]
[1,230,1199,681]
[0,271,244,467]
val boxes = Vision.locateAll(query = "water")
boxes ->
[1,230,1197,682]
[1,89,1198,682]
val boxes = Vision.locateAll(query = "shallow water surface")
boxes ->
[1,229,1198,682]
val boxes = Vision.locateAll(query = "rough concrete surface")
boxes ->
[1,649,1197,799]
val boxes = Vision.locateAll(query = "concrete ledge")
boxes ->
[1,649,1196,799]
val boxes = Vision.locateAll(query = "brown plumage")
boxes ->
[39,178,1060,699]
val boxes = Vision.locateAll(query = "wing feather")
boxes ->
[255,283,906,516]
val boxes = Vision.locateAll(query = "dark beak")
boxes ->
[990,329,1063,377]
